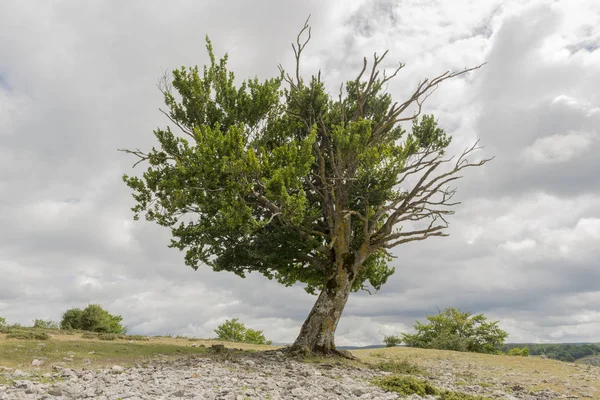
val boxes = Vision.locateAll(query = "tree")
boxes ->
[121,18,490,356]
[383,335,402,347]
[214,318,246,342]
[60,305,126,334]
[214,318,272,345]
[401,308,508,354]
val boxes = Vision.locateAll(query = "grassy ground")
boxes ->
[0,328,274,373]
[355,347,600,398]
[2,329,599,398]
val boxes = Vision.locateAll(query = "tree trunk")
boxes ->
[288,273,354,357]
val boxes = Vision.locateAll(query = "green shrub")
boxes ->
[0,317,6,328]
[60,305,126,334]
[6,330,50,340]
[98,333,118,341]
[439,391,492,400]
[33,319,59,329]
[128,335,150,341]
[243,327,272,345]
[60,308,83,330]
[507,347,529,357]
[373,375,439,396]
[401,308,508,354]
[373,359,427,375]
[383,335,402,347]
[214,319,272,345]
[374,375,492,400]
[81,332,99,339]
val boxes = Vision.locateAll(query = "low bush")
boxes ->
[6,330,50,340]
[81,333,99,339]
[214,319,272,345]
[507,347,529,357]
[439,392,492,400]
[33,319,59,329]
[383,335,402,347]
[373,359,427,375]
[373,375,492,399]
[98,333,119,341]
[128,335,150,341]
[0,317,6,328]
[373,375,439,396]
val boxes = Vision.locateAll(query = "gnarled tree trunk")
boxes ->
[288,272,354,357]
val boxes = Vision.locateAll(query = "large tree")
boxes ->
[121,20,490,356]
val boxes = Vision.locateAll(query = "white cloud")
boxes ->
[523,131,595,164]
[500,238,536,252]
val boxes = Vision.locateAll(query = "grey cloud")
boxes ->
[1,0,599,347]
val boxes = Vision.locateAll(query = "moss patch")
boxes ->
[372,359,428,375]
[372,375,439,396]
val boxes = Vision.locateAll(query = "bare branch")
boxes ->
[373,63,486,137]
[292,15,312,86]
[158,108,196,141]
[118,148,150,168]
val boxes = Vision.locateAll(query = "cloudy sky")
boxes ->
[1,0,599,346]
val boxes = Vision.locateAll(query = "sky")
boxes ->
[0,0,599,346]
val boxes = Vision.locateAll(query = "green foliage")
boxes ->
[81,333,99,339]
[60,308,83,330]
[401,308,508,354]
[0,317,6,328]
[373,375,491,399]
[214,318,272,345]
[214,318,245,342]
[502,343,600,362]
[60,305,126,334]
[128,335,150,341]
[98,333,119,341]
[439,392,492,400]
[33,319,59,329]
[6,330,50,340]
[507,347,529,357]
[373,359,427,375]
[383,335,402,347]
[372,375,439,396]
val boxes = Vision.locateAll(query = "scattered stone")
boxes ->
[30,359,43,367]
[111,365,125,373]
[0,350,593,400]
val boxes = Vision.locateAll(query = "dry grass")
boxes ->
[353,347,600,398]
[0,330,276,373]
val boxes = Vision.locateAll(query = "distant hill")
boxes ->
[503,342,600,363]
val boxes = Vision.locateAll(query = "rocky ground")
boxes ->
[0,348,593,399]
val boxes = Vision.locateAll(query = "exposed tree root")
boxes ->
[285,344,357,360]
